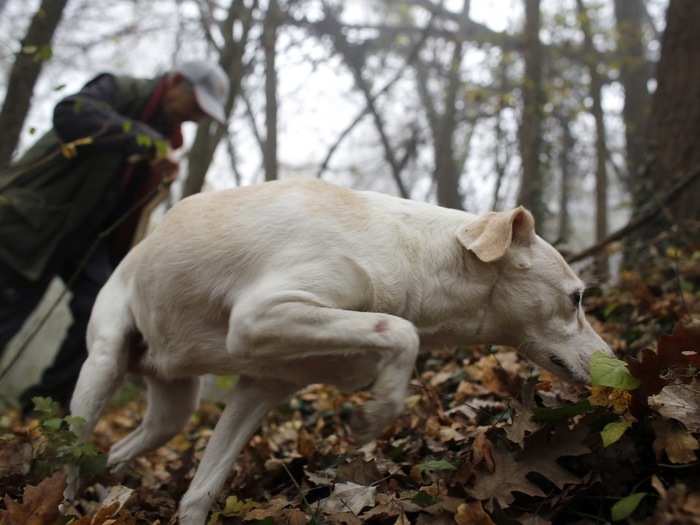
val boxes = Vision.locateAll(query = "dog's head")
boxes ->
[457,207,612,382]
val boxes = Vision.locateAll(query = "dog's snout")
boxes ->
[548,354,580,382]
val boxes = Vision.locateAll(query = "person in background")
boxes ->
[0,61,229,414]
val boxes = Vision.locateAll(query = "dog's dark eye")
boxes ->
[570,290,583,308]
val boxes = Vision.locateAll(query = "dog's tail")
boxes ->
[69,264,134,439]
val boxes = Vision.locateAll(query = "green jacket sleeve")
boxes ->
[53,73,164,158]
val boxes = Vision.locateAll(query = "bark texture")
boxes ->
[0,0,68,167]
[641,0,700,230]
[516,0,545,227]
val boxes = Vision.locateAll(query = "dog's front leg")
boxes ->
[227,293,421,443]
[178,377,295,525]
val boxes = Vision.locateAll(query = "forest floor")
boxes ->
[0,252,699,525]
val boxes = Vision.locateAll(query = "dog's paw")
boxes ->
[349,400,395,445]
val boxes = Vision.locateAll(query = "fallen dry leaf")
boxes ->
[320,481,376,516]
[454,501,495,525]
[652,419,699,464]
[649,381,700,433]
[0,435,32,478]
[649,483,700,525]
[469,425,589,507]
[0,471,65,525]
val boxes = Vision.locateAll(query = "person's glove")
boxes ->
[150,156,179,184]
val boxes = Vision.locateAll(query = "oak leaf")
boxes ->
[0,471,65,525]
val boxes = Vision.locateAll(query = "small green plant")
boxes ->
[31,397,106,479]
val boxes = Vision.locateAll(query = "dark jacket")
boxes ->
[0,74,171,281]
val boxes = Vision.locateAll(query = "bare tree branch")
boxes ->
[315,7,436,180]
[567,167,700,264]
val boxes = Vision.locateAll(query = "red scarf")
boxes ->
[111,77,183,260]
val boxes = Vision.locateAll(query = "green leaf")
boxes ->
[215,375,239,391]
[33,45,53,62]
[611,492,646,521]
[222,495,256,517]
[417,459,456,472]
[590,352,640,390]
[136,133,153,148]
[411,490,438,507]
[532,400,592,422]
[41,418,63,431]
[32,397,61,417]
[78,452,107,477]
[64,416,86,436]
[154,139,169,159]
[601,420,632,447]
[122,120,133,133]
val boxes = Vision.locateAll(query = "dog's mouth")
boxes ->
[519,342,585,383]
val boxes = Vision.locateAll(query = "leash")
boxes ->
[0,181,169,384]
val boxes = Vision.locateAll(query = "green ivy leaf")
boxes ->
[601,420,632,447]
[590,352,640,390]
[611,492,646,521]
[417,459,456,472]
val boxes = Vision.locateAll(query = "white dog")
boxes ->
[69,178,610,524]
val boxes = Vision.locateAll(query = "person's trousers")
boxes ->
[0,244,113,413]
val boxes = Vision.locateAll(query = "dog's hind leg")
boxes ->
[66,271,132,500]
[107,375,200,467]
[69,272,132,440]
[178,376,295,525]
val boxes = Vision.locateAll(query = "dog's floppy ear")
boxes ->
[457,207,535,263]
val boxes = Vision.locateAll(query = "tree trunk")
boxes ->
[434,0,470,210]
[0,0,68,168]
[263,0,279,182]
[557,113,573,244]
[183,1,256,197]
[576,0,609,280]
[613,0,649,200]
[491,52,512,211]
[640,0,700,233]
[516,0,545,227]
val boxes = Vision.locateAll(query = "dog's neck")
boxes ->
[386,218,501,347]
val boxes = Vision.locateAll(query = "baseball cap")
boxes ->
[176,61,230,124]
